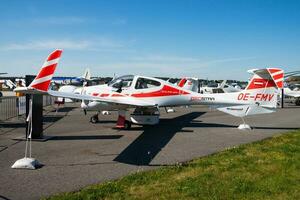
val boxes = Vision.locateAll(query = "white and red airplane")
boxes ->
[15,49,284,130]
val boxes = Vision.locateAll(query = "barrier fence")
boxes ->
[0,95,56,121]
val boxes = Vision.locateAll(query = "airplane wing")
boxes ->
[48,90,156,107]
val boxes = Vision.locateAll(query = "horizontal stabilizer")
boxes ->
[217,104,276,117]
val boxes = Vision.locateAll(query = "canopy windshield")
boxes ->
[108,75,134,88]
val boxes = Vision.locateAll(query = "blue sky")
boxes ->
[1,0,300,80]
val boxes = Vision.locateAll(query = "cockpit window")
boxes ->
[135,77,161,89]
[108,75,134,88]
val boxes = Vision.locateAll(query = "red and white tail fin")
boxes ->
[244,68,284,109]
[177,78,199,92]
[177,78,187,87]
[28,49,63,92]
[246,68,284,90]
[217,68,284,118]
[267,68,284,89]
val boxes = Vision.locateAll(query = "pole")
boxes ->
[281,88,284,108]
[25,75,43,139]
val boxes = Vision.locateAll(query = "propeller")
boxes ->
[81,68,90,115]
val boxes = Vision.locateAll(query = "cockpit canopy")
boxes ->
[108,75,134,88]
[108,75,162,91]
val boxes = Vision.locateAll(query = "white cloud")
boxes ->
[2,40,90,50]
[0,37,127,51]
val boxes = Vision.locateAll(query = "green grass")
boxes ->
[46,130,300,200]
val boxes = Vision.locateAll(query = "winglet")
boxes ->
[28,49,63,92]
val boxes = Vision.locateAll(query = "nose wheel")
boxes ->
[90,114,99,123]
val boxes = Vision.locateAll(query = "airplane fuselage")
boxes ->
[80,75,277,112]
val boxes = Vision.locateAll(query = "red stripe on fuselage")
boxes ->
[112,94,124,97]
[131,85,190,97]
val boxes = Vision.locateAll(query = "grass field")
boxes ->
[46,130,300,200]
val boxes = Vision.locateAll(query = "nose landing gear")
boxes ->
[90,113,99,123]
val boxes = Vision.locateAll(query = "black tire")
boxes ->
[90,115,99,123]
[124,120,132,130]
[295,98,300,106]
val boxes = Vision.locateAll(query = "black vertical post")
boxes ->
[31,94,43,138]
[25,75,43,139]
[281,88,284,108]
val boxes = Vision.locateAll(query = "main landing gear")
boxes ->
[90,113,99,123]
[123,120,132,130]
[116,110,132,130]
[90,110,132,130]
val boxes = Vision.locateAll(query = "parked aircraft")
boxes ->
[177,77,200,93]
[283,87,300,105]
[15,49,284,130]
[284,87,300,98]
[200,80,242,94]
[56,69,92,103]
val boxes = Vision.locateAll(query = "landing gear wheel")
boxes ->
[295,98,300,106]
[124,120,132,130]
[90,115,99,123]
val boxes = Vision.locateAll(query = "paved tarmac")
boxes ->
[0,104,299,200]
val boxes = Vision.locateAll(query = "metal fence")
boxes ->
[0,95,56,121]
[43,95,56,107]
[0,96,19,121]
